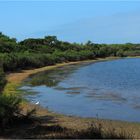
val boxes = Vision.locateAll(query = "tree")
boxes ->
[44,36,59,47]
[85,40,94,46]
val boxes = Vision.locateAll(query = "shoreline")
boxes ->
[6,57,118,83]
[4,56,140,138]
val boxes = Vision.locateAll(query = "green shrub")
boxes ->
[0,65,6,92]
[0,33,140,72]
[0,95,21,129]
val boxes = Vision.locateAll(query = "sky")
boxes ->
[0,1,140,43]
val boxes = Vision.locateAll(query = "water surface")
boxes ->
[21,58,140,122]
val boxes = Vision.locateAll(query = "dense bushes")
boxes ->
[0,61,22,131]
[0,32,140,72]
[0,32,17,53]
[0,53,55,71]
[0,51,95,72]
[0,95,21,129]
[0,65,6,92]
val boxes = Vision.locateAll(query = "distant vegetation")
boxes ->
[0,32,140,72]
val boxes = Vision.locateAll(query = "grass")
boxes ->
[1,120,134,139]
[3,83,20,95]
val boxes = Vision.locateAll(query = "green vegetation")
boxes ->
[0,95,21,129]
[0,32,140,72]
[0,58,34,133]
[0,63,21,132]
[0,66,6,92]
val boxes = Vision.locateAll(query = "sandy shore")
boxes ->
[4,57,140,138]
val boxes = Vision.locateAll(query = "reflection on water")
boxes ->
[85,92,127,102]
[21,58,140,122]
[26,64,85,87]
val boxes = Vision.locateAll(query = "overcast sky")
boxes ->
[0,1,140,43]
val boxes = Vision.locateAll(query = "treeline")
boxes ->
[0,32,140,72]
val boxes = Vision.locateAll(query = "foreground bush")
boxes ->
[0,66,6,92]
[0,95,21,130]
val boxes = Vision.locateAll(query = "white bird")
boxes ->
[35,101,39,105]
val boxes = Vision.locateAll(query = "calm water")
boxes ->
[21,58,140,122]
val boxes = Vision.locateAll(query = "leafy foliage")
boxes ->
[0,64,6,92]
[0,95,21,129]
[0,32,140,72]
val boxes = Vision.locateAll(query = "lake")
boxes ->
[20,58,140,122]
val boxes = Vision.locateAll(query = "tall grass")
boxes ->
[22,122,134,139]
